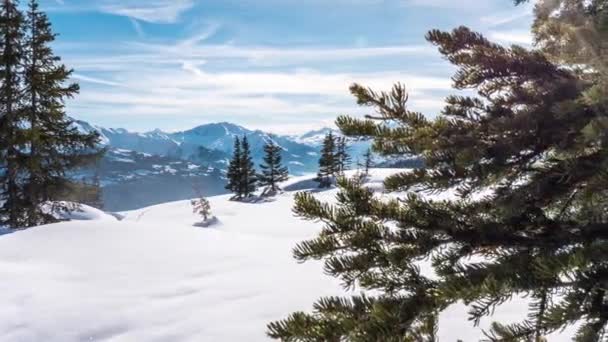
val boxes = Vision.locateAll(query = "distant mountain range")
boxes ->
[74,120,379,211]
[71,120,429,211]
[75,121,324,175]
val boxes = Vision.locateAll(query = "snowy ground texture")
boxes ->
[0,169,575,341]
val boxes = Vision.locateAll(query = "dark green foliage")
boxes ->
[268,1,608,340]
[360,148,374,177]
[259,140,288,196]
[0,0,102,228]
[225,136,242,195]
[316,132,338,188]
[239,136,258,197]
[335,136,351,176]
[57,179,103,210]
[0,0,26,227]
[225,135,258,199]
[21,0,101,226]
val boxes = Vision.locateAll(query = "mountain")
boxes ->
[292,127,336,146]
[95,149,228,211]
[76,120,320,175]
[170,122,320,174]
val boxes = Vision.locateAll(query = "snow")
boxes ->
[112,158,136,163]
[0,169,575,341]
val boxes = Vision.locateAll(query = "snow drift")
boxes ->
[0,170,575,341]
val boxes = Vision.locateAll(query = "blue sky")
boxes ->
[41,0,535,134]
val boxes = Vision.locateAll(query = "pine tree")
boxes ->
[88,165,104,209]
[361,148,374,177]
[225,136,242,198]
[259,140,288,196]
[268,1,608,340]
[239,136,257,198]
[335,136,351,175]
[20,0,101,226]
[316,132,337,188]
[0,0,25,228]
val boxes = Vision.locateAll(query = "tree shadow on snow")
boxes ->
[230,196,277,204]
[194,216,220,228]
[283,178,337,194]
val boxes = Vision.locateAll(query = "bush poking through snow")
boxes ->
[191,181,216,226]
[191,197,212,222]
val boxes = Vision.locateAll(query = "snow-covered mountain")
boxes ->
[291,127,336,146]
[0,169,576,341]
[76,120,320,175]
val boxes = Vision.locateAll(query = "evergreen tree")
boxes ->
[0,0,25,228]
[335,136,351,175]
[268,1,608,340]
[316,132,337,188]
[361,148,374,177]
[225,136,242,198]
[21,0,101,226]
[239,136,257,198]
[259,141,288,196]
[88,165,103,210]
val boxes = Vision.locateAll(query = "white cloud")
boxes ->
[72,73,121,87]
[99,0,195,23]
[46,0,195,24]
[488,30,533,46]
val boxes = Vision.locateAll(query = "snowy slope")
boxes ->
[0,170,575,341]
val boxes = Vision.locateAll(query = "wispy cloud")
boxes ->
[480,3,534,28]
[99,0,195,23]
[45,0,195,24]
[64,32,449,133]
[49,0,535,133]
[71,73,121,87]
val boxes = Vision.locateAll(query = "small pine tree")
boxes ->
[225,136,242,197]
[316,132,337,188]
[192,181,212,222]
[335,137,351,176]
[361,148,374,177]
[259,141,288,196]
[191,197,211,221]
[239,136,258,198]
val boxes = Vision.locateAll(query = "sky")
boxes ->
[40,0,536,134]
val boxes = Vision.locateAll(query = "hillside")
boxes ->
[0,170,574,341]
